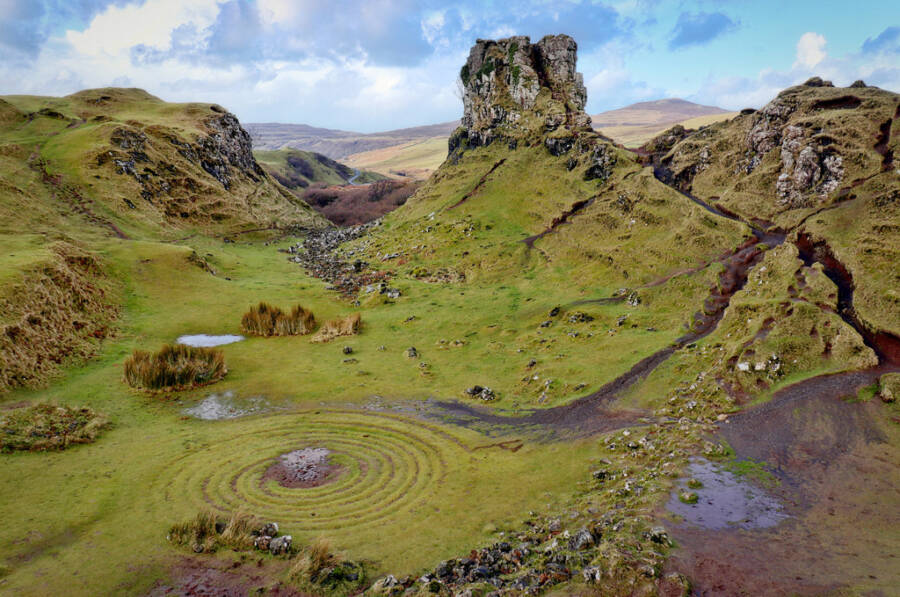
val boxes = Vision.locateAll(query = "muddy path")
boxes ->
[666,363,900,596]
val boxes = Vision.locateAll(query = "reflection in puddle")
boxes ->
[184,391,267,420]
[176,334,244,347]
[667,458,787,530]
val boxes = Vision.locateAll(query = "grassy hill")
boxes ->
[0,56,897,597]
[344,136,448,180]
[591,98,735,147]
[247,120,459,158]
[0,87,324,241]
[254,147,386,190]
[651,78,900,337]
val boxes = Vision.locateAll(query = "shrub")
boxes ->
[301,181,419,226]
[123,344,226,391]
[0,403,109,452]
[240,302,316,337]
[311,314,361,343]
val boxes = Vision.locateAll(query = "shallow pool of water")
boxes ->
[667,458,787,530]
[175,334,244,347]
[184,391,267,420]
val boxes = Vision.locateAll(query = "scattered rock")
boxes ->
[406,347,418,358]
[465,386,496,401]
[268,535,292,555]
[342,346,353,355]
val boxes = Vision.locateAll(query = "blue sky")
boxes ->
[1,0,898,132]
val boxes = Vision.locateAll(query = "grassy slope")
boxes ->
[661,83,900,337]
[596,112,737,148]
[1,88,325,241]
[254,148,385,190]
[0,236,593,594]
[0,85,896,596]
[344,136,449,180]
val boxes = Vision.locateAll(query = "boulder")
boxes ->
[269,535,292,555]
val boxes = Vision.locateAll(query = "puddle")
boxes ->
[667,458,787,530]
[184,391,267,420]
[175,334,244,347]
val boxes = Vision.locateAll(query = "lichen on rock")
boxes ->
[451,34,594,155]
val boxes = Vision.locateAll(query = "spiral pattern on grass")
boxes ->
[163,410,467,531]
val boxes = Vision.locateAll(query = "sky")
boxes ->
[1,0,898,132]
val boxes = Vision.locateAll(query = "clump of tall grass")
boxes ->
[310,313,361,343]
[167,510,263,554]
[288,535,368,593]
[241,302,316,336]
[0,403,109,452]
[290,536,335,581]
[123,344,226,391]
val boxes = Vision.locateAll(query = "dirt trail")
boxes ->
[448,158,506,209]
[522,196,595,248]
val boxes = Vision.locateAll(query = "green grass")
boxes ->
[0,236,597,594]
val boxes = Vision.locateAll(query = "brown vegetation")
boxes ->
[123,344,226,391]
[241,302,316,336]
[167,511,263,554]
[0,403,110,452]
[310,313,361,343]
[303,180,419,225]
[0,242,117,393]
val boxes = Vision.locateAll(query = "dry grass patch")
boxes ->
[0,403,109,452]
[168,511,266,554]
[289,536,368,595]
[310,313,361,343]
[0,242,117,393]
[123,344,226,391]
[240,302,316,336]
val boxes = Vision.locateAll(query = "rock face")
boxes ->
[453,35,593,151]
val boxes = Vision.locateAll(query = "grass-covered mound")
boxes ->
[123,343,226,391]
[0,403,109,452]
[240,302,315,336]
[310,313,361,343]
[0,87,327,239]
[0,240,117,393]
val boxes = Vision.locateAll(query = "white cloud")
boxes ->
[794,32,826,69]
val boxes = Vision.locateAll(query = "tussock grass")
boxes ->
[0,403,109,452]
[123,343,226,391]
[310,313,361,343]
[167,510,264,554]
[240,302,315,336]
[0,242,116,393]
[289,535,367,594]
[290,536,335,580]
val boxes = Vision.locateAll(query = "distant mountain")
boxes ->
[591,98,735,147]
[246,120,460,159]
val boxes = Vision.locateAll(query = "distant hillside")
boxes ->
[246,120,459,159]
[253,148,385,191]
[592,98,735,147]
[344,136,448,180]
[0,87,325,239]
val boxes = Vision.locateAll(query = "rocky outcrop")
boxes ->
[452,35,593,153]
[775,124,843,206]
[198,109,266,188]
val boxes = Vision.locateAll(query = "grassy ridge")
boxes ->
[254,147,386,190]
